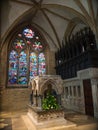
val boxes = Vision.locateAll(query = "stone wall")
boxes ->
[62,68,98,119]
[0,43,56,112]
[62,78,85,113]
[0,88,31,112]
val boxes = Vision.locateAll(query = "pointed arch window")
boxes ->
[8,26,46,87]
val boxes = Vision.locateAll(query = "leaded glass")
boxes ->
[18,51,27,84]
[38,53,46,75]
[13,38,25,50]
[30,52,37,79]
[8,26,46,86]
[8,50,18,84]
[23,28,34,38]
[32,40,43,52]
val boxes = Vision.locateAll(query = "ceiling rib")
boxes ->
[32,23,58,49]
[41,9,61,48]
[28,9,38,22]
[73,0,93,27]
[42,4,90,26]
[10,0,33,6]
[43,8,70,21]
[64,21,76,39]
[87,0,96,25]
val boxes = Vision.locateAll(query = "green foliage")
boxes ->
[42,93,59,110]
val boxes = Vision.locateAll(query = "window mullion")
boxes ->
[17,53,20,84]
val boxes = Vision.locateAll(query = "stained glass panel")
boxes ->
[8,50,18,84]
[32,40,43,52]
[13,38,25,50]
[18,51,27,84]
[8,26,46,86]
[23,28,34,38]
[30,52,37,79]
[38,53,46,75]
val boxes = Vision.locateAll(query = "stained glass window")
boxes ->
[8,26,46,86]
[30,52,37,79]
[13,38,25,50]
[23,28,34,38]
[32,36,43,52]
[18,51,27,84]
[8,50,18,84]
[38,53,46,75]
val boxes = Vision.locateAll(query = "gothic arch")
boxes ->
[40,78,59,95]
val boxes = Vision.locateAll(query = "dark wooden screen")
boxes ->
[83,79,94,116]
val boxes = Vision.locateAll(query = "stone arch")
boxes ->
[64,17,87,39]
[1,3,94,50]
[40,78,59,96]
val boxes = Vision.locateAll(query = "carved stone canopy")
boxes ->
[29,75,63,96]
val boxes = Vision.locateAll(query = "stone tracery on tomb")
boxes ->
[27,75,72,130]
[29,75,63,108]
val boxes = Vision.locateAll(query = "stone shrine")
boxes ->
[29,75,63,108]
[28,75,76,130]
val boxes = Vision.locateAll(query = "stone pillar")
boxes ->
[37,95,42,108]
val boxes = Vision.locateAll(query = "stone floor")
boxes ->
[0,109,98,130]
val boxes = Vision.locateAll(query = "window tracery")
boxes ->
[8,26,46,86]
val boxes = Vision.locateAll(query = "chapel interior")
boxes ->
[0,0,98,130]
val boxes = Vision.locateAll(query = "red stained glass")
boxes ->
[32,41,43,51]
[13,38,25,50]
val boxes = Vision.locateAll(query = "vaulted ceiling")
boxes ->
[1,0,98,51]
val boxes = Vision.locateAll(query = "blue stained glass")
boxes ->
[30,52,37,79]
[19,51,27,84]
[8,50,18,84]
[8,26,46,86]
[38,53,46,75]
[23,28,34,38]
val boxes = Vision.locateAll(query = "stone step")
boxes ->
[22,114,76,130]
